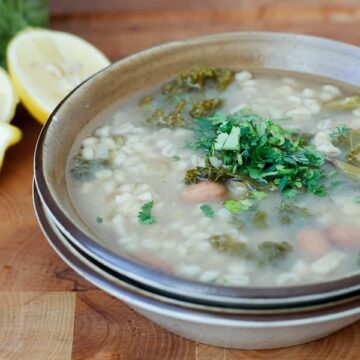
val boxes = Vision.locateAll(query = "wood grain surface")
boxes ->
[1,1,360,359]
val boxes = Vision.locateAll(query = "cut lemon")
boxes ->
[7,28,111,124]
[0,123,22,168]
[0,67,18,123]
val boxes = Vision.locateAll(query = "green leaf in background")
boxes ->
[0,0,48,68]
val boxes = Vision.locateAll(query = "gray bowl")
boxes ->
[34,31,360,308]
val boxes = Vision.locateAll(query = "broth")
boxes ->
[67,67,360,287]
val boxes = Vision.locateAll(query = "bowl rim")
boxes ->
[33,181,360,327]
[34,31,360,304]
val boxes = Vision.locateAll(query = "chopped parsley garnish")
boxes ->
[187,110,327,197]
[138,201,156,225]
[332,126,350,140]
[224,190,267,214]
[224,198,252,214]
[172,155,181,161]
[200,204,215,218]
[96,216,103,224]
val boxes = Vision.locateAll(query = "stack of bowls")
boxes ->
[34,32,360,349]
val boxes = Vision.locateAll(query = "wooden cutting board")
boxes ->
[2,1,360,358]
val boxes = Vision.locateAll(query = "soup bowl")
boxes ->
[34,32,360,308]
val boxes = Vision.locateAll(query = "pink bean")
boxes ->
[296,228,330,258]
[181,181,228,204]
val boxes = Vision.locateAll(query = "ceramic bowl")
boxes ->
[34,32,360,308]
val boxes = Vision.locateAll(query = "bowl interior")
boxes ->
[35,32,360,301]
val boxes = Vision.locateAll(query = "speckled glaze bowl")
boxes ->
[34,32,360,309]
[33,184,360,349]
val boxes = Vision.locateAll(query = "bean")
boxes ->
[327,224,360,248]
[296,228,330,258]
[181,181,228,204]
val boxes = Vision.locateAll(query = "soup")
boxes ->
[67,66,360,287]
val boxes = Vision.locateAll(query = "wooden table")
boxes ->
[2,1,360,358]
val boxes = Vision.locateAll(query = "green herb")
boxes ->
[323,95,360,111]
[278,201,311,224]
[162,66,234,94]
[146,108,186,128]
[252,210,269,229]
[0,0,48,67]
[184,158,229,185]
[214,126,240,151]
[138,201,156,225]
[70,156,111,181]
[210,234,251,257]
[224,199,252,213]
[282,188,298,200]
[251,190,268,202]
[96,216,103,224]
[333,128,360,149]
[172,155,181,161]
[210,236,292,266]
[332,126,350,141]
[258,241,292,265]
[187,110,327,197]
[331,128,360,168]
[189,98,223,118]
[224,190,268,214]
[184,158,270,190]
[200,204,214,218]
[141,67,235,129]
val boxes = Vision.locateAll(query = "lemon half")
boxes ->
[0,67,18,123]
[7,28,111,124]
